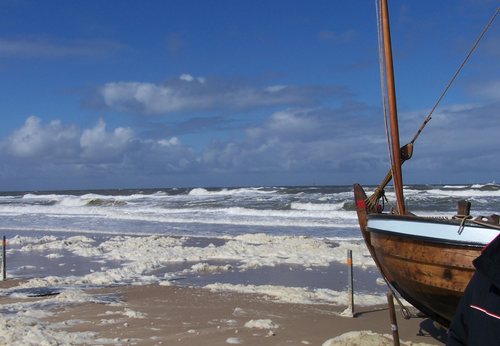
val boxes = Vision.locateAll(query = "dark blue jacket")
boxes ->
[447,234,500,345]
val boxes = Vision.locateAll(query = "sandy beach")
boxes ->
[0,228,451,345]
[0,279,446,345]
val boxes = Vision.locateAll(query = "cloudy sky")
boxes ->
[0,0,498,191]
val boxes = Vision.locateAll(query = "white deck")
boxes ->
[368,217,499,246]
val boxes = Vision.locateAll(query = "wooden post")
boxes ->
[457,200,471,216]
[347,249,354,317]
[387,292,400,346]
[2,236,6,281]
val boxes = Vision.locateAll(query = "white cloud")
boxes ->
[100,82,196,114]
[2,116,79,158]
[97,77,341,115]
[0,117,197,189]
[1,96,498,190]
[266,110,319,135]
[203,108,387,175]
[179,74,206,83]
[80,119,134,161]
[1,117,137,164]
[158,137,180,147]
[179,74,194,82]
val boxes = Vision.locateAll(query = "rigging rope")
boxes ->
[410,7,500,145]
[367,5,499,207]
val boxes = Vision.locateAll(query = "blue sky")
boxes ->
[0,0,498,190]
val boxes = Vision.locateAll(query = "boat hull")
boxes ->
[369,230,479,325]
[353,183,499,326]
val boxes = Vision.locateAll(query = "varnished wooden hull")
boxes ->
[353,183,499,326]
[369,230,479,325]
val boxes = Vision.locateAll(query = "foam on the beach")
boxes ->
[244,319,279,329]
[205,283,386,306]
[0,315,112,346]
[0,289,119,345]
[0,233,384,345]
[122,308,146,319]
[3,233,382,320]
[226,337,242,344]
[9,233,375,291]
[322,330,435,346]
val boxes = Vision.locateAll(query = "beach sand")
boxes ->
[1,280,447,345]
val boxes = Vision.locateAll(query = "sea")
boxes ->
[1,184,499,238]
[0,184,499,319]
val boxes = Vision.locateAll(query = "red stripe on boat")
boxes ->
[356,200,366,209]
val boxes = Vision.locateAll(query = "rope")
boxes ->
[384,277,413,320]
[410,7,499,145]
[367,6,499,206]
[453,214,473,235]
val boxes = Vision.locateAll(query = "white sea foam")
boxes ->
[427,188,500,198]
[46,253,63,259]
[188,187,276,196]
[205,283,386,306]
[0,289,120,345]
[226,337,242,344]
[0,186,369,239]
[6,233,375,296]
[0,203,356,230]
[321,330,433,346]
[244,319,279,329]
[0,315,114,346]
[472,183,499,189]
[20,235,101,257]
[291,202,345,211]
[121,308,146,319]
[0,232,380,344]
[190,262,233,273]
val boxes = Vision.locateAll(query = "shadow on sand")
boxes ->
[418,318,448,344]
[352,306,448,344]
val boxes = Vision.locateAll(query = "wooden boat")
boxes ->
[354,1,500,327]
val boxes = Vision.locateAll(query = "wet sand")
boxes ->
[0,280,447,345]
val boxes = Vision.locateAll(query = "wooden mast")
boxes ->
[381,0,405,215]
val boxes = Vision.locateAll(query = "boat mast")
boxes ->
[381,0,405,215]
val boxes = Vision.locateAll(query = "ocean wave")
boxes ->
[86,199,127,207]
[426,188,500,198]
[188,187,277,196]
[0,203,358,230]
[443,185,469,189]
[3,185,495,238]
[471,183,500,191]
[23,193,61,200]
[290,202,344,211]
[222,206,355,219]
